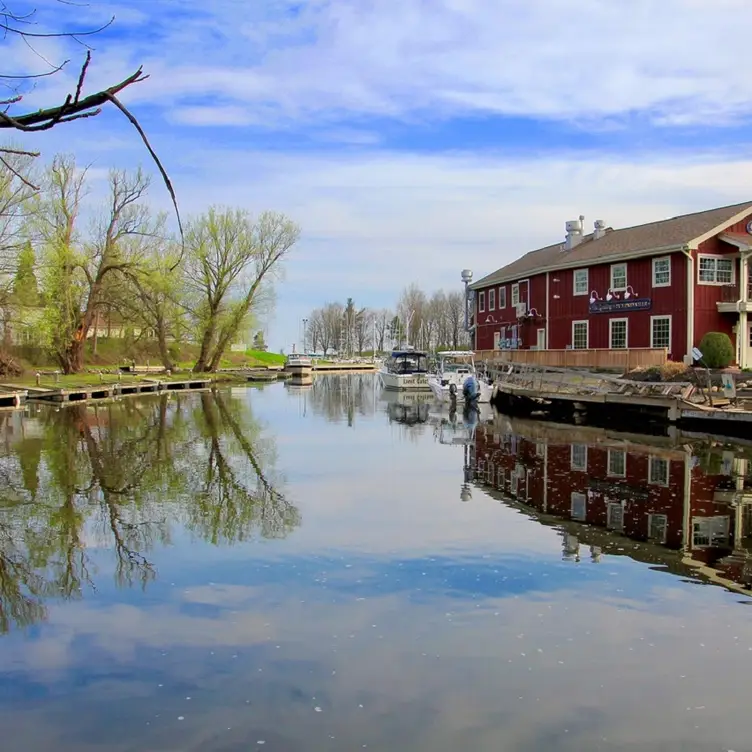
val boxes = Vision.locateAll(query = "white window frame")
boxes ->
[478,290,485,313]
[648,513,668,544]
[692,516,730,548]
[488,287,496,311]
[573,268,589,296]
[610,262,627,291]
[572,320,589,350]
[609,318,628,349]
[535,442,546,457]
[697,254,735,286]
[650,315,671,350]
[648,456,670,487]
[511,283,520,307]
[571,492,587,521]
[571,444,587,471]
[498,286,507,309]
[607,449,626,478]
[652,256,671,288]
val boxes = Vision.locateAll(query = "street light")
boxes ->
[302,317,308,354]
[461,269,474,333]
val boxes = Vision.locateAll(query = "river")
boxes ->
[0,373,751,751]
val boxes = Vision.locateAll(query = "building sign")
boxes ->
[589,297,652,315]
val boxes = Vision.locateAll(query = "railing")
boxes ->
[475,347,668,371]
[719,282,752,302]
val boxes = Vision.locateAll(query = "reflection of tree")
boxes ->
[307,374,376,425]
[0,391,297,634]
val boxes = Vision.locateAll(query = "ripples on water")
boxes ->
[1,374,752,751]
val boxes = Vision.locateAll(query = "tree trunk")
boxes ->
[193,320,216,372]
[155,315,174,370]
[92,309,99,356]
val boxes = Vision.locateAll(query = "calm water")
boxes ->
[1,374,752,751]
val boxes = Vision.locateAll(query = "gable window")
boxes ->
[478,291,485,313]
[650,315,671,350]
[610,263,627,291]
[652,256,671,287]
[488,288,496,311]
[609,318,628,349]
[572,320,588,349]
[573,269,589,296]
[698,254,734,285]
[498,286,507,309]
[511,283,520,307]
[607,450,626,477]
[648,456,669,486]
[571,444,587,471]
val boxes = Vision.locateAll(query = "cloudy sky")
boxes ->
[7,0,752,350]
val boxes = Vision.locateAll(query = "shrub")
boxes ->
[659,361,689,381]
[698,332,735,369]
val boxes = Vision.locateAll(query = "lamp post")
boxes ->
[302,317,308,354]
[461,269,474,334]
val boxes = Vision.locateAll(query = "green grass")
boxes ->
[245,349,286,366]
[1,372,219,389]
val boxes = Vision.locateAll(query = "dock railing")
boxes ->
[476,347,668,371]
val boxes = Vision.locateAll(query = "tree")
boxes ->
[186,208,300,372]
[252,331,267,351]
[373,309,392,353]
[0,6,181,232]
[12,242,38,306]
[38,157,154,373]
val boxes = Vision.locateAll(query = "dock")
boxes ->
[311,361,378,372]
[0,386,27,409]
[0,378,211,404]
[489,364,752,436]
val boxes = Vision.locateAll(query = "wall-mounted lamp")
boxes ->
[623,285,637,300]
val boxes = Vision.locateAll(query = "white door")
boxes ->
[537,328,546,350]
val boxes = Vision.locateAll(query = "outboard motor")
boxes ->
[462,375,480,404]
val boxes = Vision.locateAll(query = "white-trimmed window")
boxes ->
[535,442,546,457]
[498,286,507,309]
[648,514,668,544]
[479,290,485,312]
[571,444,587,471]
[488,288,496,311]
[610,263,627,291]
[648,456,670,486]
[571,492,587,521]
[572,320,588,349]
[609,318,628,349]
[650,315,671,350]
[511,283,520,307]
[607,450,626,477]
[698,254,734,285]
[692,516,730,548]
[652,256,671,287]
[573,269,589,296]
[607,502,625,532]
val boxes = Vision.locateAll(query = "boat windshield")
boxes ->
[388,352,428,373]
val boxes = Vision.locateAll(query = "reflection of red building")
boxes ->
[471,416,752,591]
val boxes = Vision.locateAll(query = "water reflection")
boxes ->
[471,413,752,593]
[304,374,377,425]
[0,392,297,634]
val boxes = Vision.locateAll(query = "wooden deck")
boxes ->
[311,361,378,372]
[490,364,752,434]
[0,386,27,409]
[477,347,668,371]
[0,378,212,404]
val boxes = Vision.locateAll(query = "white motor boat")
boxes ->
[379,348,431,391]
[428,351,494,404]
[285,352,313,376]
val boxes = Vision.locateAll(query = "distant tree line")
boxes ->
[0,148,299,373]
[304,284,469,355]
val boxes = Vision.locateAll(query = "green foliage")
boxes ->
[252,330,267,350]
[698,332,735,369]
[245,349,285,366]
[12,242,39,306]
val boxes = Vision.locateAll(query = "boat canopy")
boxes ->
[390,350,428,358]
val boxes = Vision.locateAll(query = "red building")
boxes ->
[470,416,752,590]
[470,201,752,367]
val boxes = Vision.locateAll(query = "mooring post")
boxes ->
[35,372,40,386]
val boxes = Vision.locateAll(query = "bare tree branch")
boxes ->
[0,153,38,189]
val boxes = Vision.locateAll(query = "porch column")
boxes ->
[740,254,750,369]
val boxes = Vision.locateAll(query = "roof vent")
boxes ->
[593,219,606,240]
[563,215,585,251]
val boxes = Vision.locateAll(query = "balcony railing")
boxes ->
[719,282,752,302]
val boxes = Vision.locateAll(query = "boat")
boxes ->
[285,352,313,376]
[379,348,431,391]
[427,351,494,404]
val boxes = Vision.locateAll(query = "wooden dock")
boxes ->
[0,386,27,409]
[490,364,752,436]
[0,378,211,404]
[311,361,378,372]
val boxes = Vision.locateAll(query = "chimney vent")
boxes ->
[563,216,584,251]
[593,219,606,240]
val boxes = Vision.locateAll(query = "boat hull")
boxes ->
[428,376,494,403]
[379,370,431,391]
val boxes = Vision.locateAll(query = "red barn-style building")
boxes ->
[470,201,752,367]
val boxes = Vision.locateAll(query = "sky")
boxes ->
[7,0,752,350]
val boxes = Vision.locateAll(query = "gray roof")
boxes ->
[472,200,752,289]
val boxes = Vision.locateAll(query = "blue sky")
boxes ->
[8,0,752,349]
